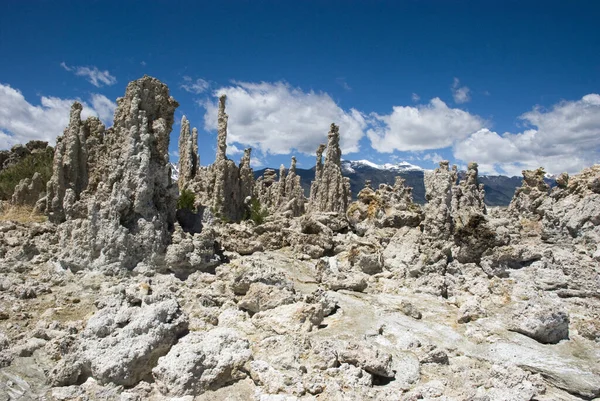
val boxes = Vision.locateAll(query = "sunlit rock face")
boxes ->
[46,75,179,271]
[309,123,351,214]
[188,95,254,223]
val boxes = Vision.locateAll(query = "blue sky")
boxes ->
[1,1,599,175]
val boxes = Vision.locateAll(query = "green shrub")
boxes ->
[176,189,196,211]
[247,197,268,225]
[0,149,53,200]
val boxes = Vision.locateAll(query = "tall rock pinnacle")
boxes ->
[308,123,351,214]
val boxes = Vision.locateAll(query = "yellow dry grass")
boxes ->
[0,205,47,223]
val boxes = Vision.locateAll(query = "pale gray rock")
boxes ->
[177,115,198,189]
[255,156,305,217]
[347,176,423,233]
[48,76,180,271]
[238,282,297,313]
[49,292,188,387]
[422,160,457,243]
[11,172,46,207]
[252,302,324,334]
[152,328,252,397]
[509,167,550,219]
[308,124,351,214]
[164,224,220,277]
[337,341,395,378]
[187,96,254,222]
[510,301,569,344]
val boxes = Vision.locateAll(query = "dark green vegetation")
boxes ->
[0,148,53,200]
[176,189,196,211]
[245,197,268,225]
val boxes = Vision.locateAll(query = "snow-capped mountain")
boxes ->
[341,159,424,174]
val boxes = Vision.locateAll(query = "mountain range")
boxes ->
[172,160,550,206]
[254,160,539,206]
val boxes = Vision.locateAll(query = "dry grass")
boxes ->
[0,205,47,223]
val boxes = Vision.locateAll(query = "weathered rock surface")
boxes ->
[49,291,188,387]
[45,76,180,271]
[255,156,306,217]
[152,328,251,396]
[309,124,351,214]
[188,96,254,222]
[347,176,423,234]
[176,115,198,189]
[11,172,46,206]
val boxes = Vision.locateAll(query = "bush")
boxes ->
[0,149,53,200]
[247,197,268,225]
[176,189,196,211]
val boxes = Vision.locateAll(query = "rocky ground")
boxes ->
[0,195,599,400]
[0,76,598,400]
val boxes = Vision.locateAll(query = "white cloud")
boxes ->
[0,83,116,149]
[451,78,471,104]
[181,76,210,94]
[90,94,116,123]
[227,144,244,156]
[453,94,600,175]
[411,93,420,102]
[367,97,485,152]
[423,152,444,164]
[336,77,352,91]
[250,154,265,168]
[202,81,367,155]
[61,62,117,87]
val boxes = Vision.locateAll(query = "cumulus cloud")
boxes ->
[60,62,117,87]
[227,144,244,156]
[367,97,485,152]
[181,76,210,94]
[411,93,420,102]
[0,83,116,149]
[202,81,367,155]
[451,78,471,104]
[423,152,444,164]
[453,94,600,175]
[90,94,116,123]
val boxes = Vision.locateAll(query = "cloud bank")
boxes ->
[0,83,116,149]
[202,81,367,155]
[454,94,600,175]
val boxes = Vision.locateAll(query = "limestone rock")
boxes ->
[338,342,395,378]
[152,328,252,396]
[309,124,351,214]
[48,76,180,271]
[49,292,188,387]
[422,161,457,243]
[510,301,570,344]
[11,172,46,206]
[347,176,423,233]
[252,302,324,334]
[238,282,297,313]
[164,225,220,277]
[509,167,550,218]
[177,116,198,189]
[255,156,305,217]
[187,96,253,222]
